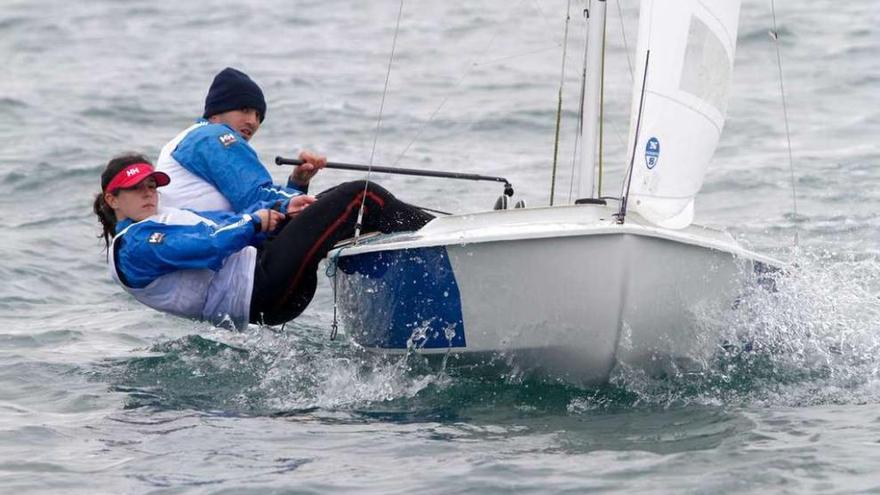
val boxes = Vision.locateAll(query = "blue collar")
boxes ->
[115,218,134,234]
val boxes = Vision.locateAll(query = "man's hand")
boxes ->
[254,209,286,232]
[290,150,327,187]
[287,195,317,216]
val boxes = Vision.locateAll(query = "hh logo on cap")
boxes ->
[219,133,237,147]
[148,232,165,244]
[126,167,141,177]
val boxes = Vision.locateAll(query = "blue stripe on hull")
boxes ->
[336,246,466,349]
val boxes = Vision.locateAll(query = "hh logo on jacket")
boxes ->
[218,133,237,147]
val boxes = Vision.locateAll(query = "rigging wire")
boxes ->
[567,7,590,204]
[570,0,628,203]
[566,137,581,204]
[549,0,574,206]
[597,3,608,198]
[391,0,534,167]
[606,0,633,191]
[601,0,634,187]
[618,49,650,224]
[332,0,405,337]
[530,0,560,36]
[615,0,634,79]
[354,0,406,243]
[769,0,800,249]
[391,48,560,168]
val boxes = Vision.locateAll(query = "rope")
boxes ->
[769,0,800,248]
[355,0,405,244]
[550,0,574,206]
[325,246,347,340]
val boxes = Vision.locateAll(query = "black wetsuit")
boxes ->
[249,180,433,325]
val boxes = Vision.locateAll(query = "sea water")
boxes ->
[2,0,879,492]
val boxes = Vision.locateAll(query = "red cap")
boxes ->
[104,163,171,194]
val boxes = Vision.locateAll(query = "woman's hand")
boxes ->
[255,209,286,232]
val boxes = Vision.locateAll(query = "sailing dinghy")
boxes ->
[322,0,783,384]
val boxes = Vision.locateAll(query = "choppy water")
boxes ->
[2,0,880,493]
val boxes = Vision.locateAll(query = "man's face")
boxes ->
[209,108,261,141]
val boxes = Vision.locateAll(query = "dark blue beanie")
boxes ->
[203,67,267,123]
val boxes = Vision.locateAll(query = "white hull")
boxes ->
[330,203,779,384]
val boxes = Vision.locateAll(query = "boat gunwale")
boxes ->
[329,205,784,268]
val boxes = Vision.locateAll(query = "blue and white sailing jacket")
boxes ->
[156,120,303,212]
[108,207,262,329]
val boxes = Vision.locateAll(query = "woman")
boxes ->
[94,153,432,329]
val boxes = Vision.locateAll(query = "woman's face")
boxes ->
[106,178,159,222]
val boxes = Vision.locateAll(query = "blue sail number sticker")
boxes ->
[645,137,660,169]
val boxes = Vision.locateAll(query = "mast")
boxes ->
[578,0,607,200]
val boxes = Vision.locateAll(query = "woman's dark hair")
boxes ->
[93,153,152,257]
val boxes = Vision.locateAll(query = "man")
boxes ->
[155,67,433,324]
[156,67,325,215]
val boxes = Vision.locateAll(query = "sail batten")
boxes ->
[644,90,724,134]
[625,0,742,229]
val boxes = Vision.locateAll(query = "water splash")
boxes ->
[600,249,880,409]
[98,323,452,416]
[96,249,880,417]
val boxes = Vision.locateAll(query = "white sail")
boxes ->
[625,0,742,228]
